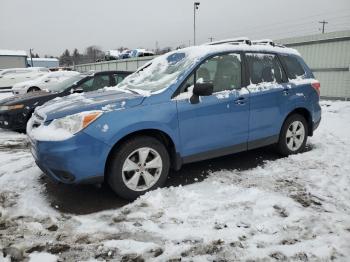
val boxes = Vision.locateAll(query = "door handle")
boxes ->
[234,97,247,105]
[283,89,289,96]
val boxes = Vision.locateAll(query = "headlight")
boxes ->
[0,104,24,111]
[49,111,102,135]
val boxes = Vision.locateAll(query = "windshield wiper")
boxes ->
[124,87,141,95]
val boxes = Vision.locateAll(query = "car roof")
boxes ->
[80,70,133,77]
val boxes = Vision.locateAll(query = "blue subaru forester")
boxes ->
[28,39,321,199]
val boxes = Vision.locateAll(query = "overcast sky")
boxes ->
[0,0,349,56]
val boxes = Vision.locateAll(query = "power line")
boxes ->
[226,9,350,38]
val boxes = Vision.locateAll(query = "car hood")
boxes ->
[0,91,55,106]
[36,90,145,121]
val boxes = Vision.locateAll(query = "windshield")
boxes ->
[48,75,84,92]
[116,49,202,93]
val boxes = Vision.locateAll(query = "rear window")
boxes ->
[281,55,306,79]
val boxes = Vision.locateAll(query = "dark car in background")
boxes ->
[0,71,132,132]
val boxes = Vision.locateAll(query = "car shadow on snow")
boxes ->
[42,144,313,215]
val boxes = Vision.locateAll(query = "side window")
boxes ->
[113,74,127,85]
[79,78,94,92]
[91,75,110,91]
[180,53,241,94]
[281,55,306,80]
[79,75,110,92]
[246,53,284,85]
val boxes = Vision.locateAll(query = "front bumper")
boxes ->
[12,88,26,95]
[0,110,28,131]
[29,131,112,184]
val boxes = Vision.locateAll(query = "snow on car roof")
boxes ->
[0,49,27,56]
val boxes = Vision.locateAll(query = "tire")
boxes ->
[107,136,170,200]
[27,86,40,93]
[276,114,308,156]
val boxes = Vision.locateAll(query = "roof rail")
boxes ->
[252,39,286,48]
[204,37,252,46]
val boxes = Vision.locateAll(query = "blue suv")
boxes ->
[28,39,321,199]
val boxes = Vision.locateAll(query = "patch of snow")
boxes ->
[247,81,283,93]
[172,85,194,101]
[28,252,58,262]
[103,239,159,255]
[101,124,109,132]
[28,121,73,141]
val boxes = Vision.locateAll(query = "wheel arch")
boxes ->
[283,107,313,136]
[104,128,180,180]
[27,86,41,92]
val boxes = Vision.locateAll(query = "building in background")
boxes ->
[27,57,59,68]
[277,30,350,100]
[0,50,27,69]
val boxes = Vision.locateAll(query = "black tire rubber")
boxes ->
[276,114,308,156]
[107,136,170,200]
[27,86,40,92]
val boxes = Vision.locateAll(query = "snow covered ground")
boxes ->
[0,100,350,261]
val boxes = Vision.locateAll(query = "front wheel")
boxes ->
[107,136,170,200]
[277,114,308,156]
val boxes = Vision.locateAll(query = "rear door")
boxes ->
[175,52,250,159]
[245,52,290,147]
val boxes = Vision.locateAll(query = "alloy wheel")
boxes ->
[286,120,305,151]
[122,147,163,191]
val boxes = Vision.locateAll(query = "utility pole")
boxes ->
[319,20,328,34]
[193,2,200,45]
[155,41,159,54]
[29,48,34,67]
[208,37,215,42]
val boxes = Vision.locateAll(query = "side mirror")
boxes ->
[72,87,84,93]
[190,82,214,104]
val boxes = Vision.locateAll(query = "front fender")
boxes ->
[84,101,180,153]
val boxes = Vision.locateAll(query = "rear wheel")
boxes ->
[277,114,308,156]
[107,136,170,200]
[27,86,40,93]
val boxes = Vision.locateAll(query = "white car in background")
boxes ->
[0,67,50,89]
[12,71,80,94]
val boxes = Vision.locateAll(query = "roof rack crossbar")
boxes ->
[204,37,252,46]
[251,39,286,48]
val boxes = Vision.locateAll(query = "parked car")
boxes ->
[0,71,131,131]
[105,50,120,61]
[130,49,155,58]
[0,67,50,89]
[12,71,80,95]
[119,50,132,59]
[27,40,321,199]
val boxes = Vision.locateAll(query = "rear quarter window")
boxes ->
[281,55,306,80]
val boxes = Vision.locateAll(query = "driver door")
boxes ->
[175,53,250,160]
